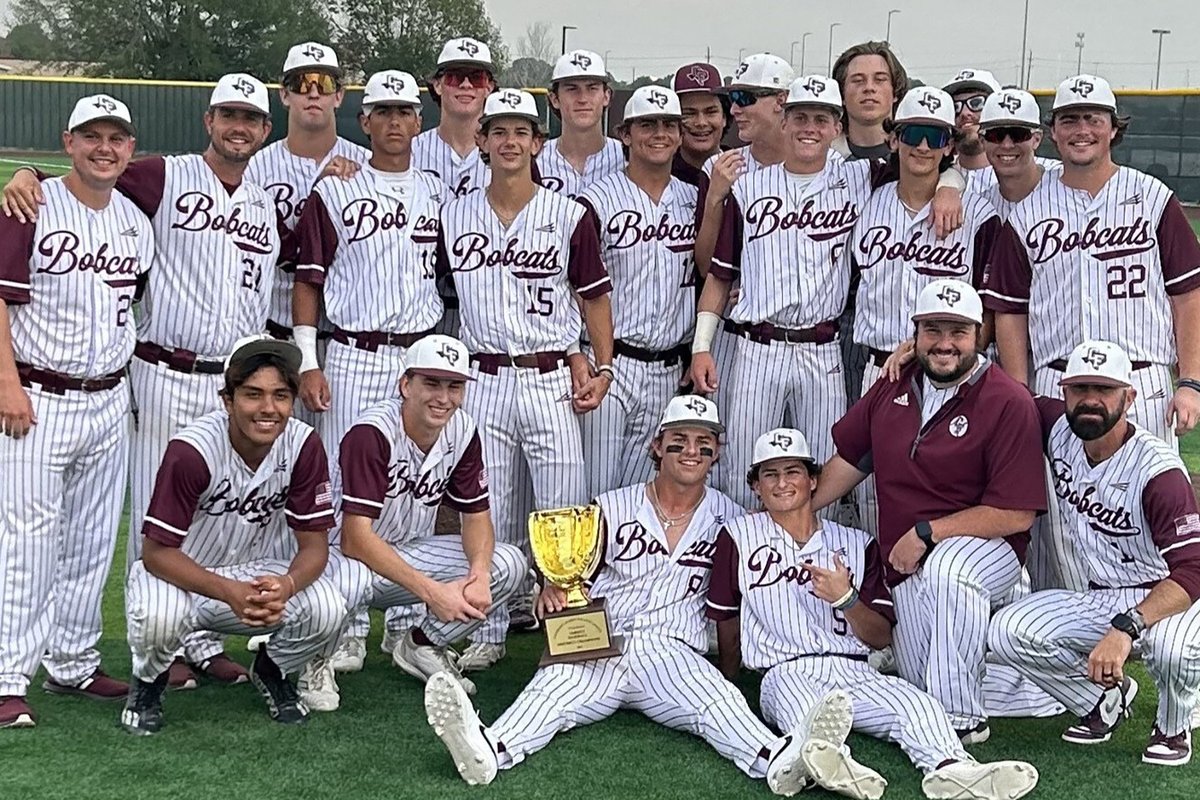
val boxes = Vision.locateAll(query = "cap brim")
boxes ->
[211,101,269,115]
[71,116,136,136]
[624,112,683,122]
[944,81,995,96]
[362,99,422,111]
[719,82,784,93]
[478,111,543,128]
[912,311,981,324]
[978,119,1040,130]
[784,100,842,112]
[407,367,476,382]
[437,59,494,72]
[674,86,719,95]
[657,419,726,436]
[895,117,954,128]
[283,65,343,79]
[1053,101,1115,112]
[226,339,302,374]
[1058,375,1131,388]
[749,454,817,469]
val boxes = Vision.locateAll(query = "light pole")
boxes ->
[1019,0,1030,86]
[561,25,577,55]
[1074,32,1085,75]
[1152,28,1171,89]
[886,9,901,43]
[604,49,612,66]
[737,47,747,63]
[791,40,800,67]
[800,32,812,74]
[827,22,842,75]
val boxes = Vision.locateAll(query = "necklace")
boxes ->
[647,482,703,528]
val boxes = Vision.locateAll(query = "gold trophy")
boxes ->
[529,505,623,666]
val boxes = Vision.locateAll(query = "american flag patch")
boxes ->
[315,481,332,505]
[1175,513,1200,536]
[478,468,489,489]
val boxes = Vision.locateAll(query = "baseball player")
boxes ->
[120,336,345,734]
[537,50,624,199]
[306,335,526,710]
[973,89,1060,222]
[990,339,1200,767]
[670,62,729,186]
[576,86,697,497]
[942,69,1001,175]
[424,396,828,796]
[709,428,1040,800]
[0,96,151,729]
[434,88,614,659]
[812,280,1060,742]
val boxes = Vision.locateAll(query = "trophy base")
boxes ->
[538,597,624,667]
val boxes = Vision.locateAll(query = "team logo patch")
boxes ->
[647,89,669,108]
[302,44,325,60]
[954,69,975,81]
[478,467,489,489]
[1119,193,1142,206]
[457,40,479,56]
[383,75,406,93]
[1081,348,1107,368]
[998,93,1022,113]
[497,91,521,107]
[93,97,117,113]
[769,432,793,449]
[803,77,826,95]
[120,226,139,237]
[436,343,460,364]
[534,222,556,233]
[734,61,749,79]
[686,65,710,85]
[918,93,942,112]
[1175,513,1200,536]
[1070,78,1094,97]
[948,415,969,437]
[315,481,332,505]
[570,52,592,70]
[685,397,709,415]
[937,285,961,305]
[232,77,256,97]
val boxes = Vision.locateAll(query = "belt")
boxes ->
[1048,358,1152,371]
[265,320,333,342]
[17,363,124,394]
[331,328,433,352]
[470,351,567,375]
[134,342,224,375]
[613,339,690,366]
[868,347,892,368]
[786,652,868,664]
[724,319,838,346]
[1088,580,1158,591]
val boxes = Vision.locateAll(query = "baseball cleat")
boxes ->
[457,642,506,672]
[1062,676,1138,744]
[119,672,168,736]
[1142,728,1192,766]
[922,760,1038,800]
[394,631,476,695]
[167,658,197,691]
[765,727,815,796]
[1191,705,1200,731]
[246,634,270,652]
[297,657,340,712]
[330,637,366,673]
[0,695,36,728]
[250,649,309,725]
[43,669,128,701]
[867,646,898,676]
[805,690,854,748]
[425,672,498,785]
[801,739,886,800]
[956,722,991,746]
[381,628,403,656]
[191,653,250,685]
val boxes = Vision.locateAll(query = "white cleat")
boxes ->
[922,760,1039,800]
[297,657,340,712]
[330,637,366,673]
[246,634,270,652]
[1190,705,1200,731]
[867,646,898,676]
[394,631,475,696]
[805,689,854,748]
[381,628,403,656]
[765,725,815,796]
[425,672,498,786]
[457,642,506,672]
[801,740,887,800]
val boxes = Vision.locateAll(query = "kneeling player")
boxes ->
[122,337,347,734]
[709,428,1039,800]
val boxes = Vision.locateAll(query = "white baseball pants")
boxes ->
[706,324,739,492]
[853,358,887,536]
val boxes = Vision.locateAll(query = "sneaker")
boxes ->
[805,690,854,748]
[922,760,1038,800]
[249,649,309,725]
[167,658,198,691]
[508,591,540,633]
[956,722,992,746]
[119,673,168,736]
[297,657,340,712]
[458,642,506,672]
[330,637,366,673]
[43,669,128,701]
[867,646,898,676]
[190,653,249,685]
[246,634,270,652]
[765,727,815,797]
[381,627,403,655]
[1142,728,1192,767]
[425,672,498,785]
[0,695,36,728]
[394,631,476,696]
[1191,705,1200,731]
[801,740,886,800]
[1062,676,1138,744]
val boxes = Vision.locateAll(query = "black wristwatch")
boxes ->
[915,520,936,549]
[1111,609,1146,641]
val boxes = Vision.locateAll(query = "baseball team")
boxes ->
[0,32,1199,800]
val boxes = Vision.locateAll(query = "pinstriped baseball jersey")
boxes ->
[972,161,1063,223]
[706,516,895,670]
[295,166,446,333]
[591,484,744,652]
[578,172,698,349]
[696,145,780,219]
[411,128,489,199]
[983,167,1200,367]
[851,189,1001,350]
[1037,397,1200,597]
[710,158,876,327]
[338,398,489,546]
[964,157,1059,199]
[435,187,611,353]
[246,137,370,328]
[141,411,335,567]
[0,178,152,376]
[535,138,625,198]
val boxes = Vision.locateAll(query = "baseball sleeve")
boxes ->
[705,528,742,621]
[567,209,611,299]
[1143,470,1200,602]
[339,424,391,519]
[709,194,744,281]
[443,430,489,514]
[1157,196,1200,296]
[980,392,1048,513]
[295,191,338,287]
[285,431,336,532]
[971,214,1003,290]
[115,156,166,218]
[0,214,35,304]
[1033,395,1066,451]
[860,539,896,625]
[434,229,452,278]
[143,441,211,547]
[980,223,1032,313]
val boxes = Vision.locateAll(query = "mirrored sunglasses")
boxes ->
[897,124,953,149]
[284,71,339,95]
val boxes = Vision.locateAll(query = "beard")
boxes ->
[958,133,984,156]
[210,136,255,164]
[916,347,977,385]
[1066,401,1124,441]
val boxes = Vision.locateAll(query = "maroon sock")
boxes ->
[411,627,434,647]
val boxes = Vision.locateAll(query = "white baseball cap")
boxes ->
[1053,74,1117,112]
[1059,340,1133,388]
[362,70,422,110]
[553,49,607,83]
[623,86,682,121]
[224,334,302,374]
[750,428,816,469]
[404,334,474,381]
[727,53,794,91]
[479,89,542,127]
[283,41,341,77]
[912,279,983,325]
[655,395,724,436]
[436,37,494,71]
[979,89,1041,130]
[209,73,270,116]
[942,69,1001,96]
[68,94,135,135]
[784,74,843,111]
[894,86,956,127]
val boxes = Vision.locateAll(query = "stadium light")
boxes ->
[1152,29,1171,89]
[828,22,842,76]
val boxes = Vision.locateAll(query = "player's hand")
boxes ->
[931,186,964,240]
[884,339,916,382]
[222,579,278,627]
[299,368,331,413]
[1,168,45,224]
[573,373,611,413]
[728,285,742,306]
[689,352,719,394]
[808,555,854,605]
[708,151,746,204]
[1087,629,1132,689]
[0,378,36,438]
[462,570,493,613]
[889,528,928,575]
[424,576,488,623]
[245,575,291,626]
[1165,384,1200,437]
[319,156,361,181]
[567,352,594,395]
[536,583,576,617]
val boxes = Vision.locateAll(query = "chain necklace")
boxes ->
[647,481,703,529]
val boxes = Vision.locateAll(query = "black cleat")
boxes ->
[250,648,309,725]
[119,672,168,736]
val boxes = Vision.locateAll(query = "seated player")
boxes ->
[121,336,347,734]
[423,396,830,795]
[710,428,1040,800]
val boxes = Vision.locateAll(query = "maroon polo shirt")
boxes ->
[832,359,1047,585]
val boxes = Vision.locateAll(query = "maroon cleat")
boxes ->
[191,653,250,685]
[0,695,36,728]
[168,657,198,691]
[1142,728,1192,766]
[42,669,128,701]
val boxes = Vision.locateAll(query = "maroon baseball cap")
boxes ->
[673,62,722,94]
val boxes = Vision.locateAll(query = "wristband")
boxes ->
[282,573,297,596]
[1179,378,1200,395]
[936,167,966,192]
[294,325,320,373]
[915,520,936,549]
[692,311,722,353]
[833,588,859,610]
[596,364,615,382]
[566,340,583,357]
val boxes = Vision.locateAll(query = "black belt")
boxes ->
[868,347,891,368]
[470,351,567,375]
[724,319,838,346]
[331,328,433,352]
[1088,580,1158,591]
[785,652,869,664]
[134,342,224,375]
[1048,358,1152,371]
[613,340,690,366]
[265,320,333,342]
[17,363,124,394]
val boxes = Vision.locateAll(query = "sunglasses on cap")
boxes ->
[441,68,492,88]
[953,95,987,114]
[981,126,1036,144]
[284,71,340,95]
[729,89,777,108]
[897,124,953,149]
